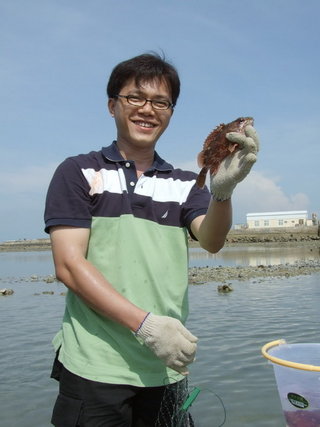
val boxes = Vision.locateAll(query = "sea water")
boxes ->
[0,248,319,427]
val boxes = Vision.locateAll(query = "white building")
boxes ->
[246,210,313,229]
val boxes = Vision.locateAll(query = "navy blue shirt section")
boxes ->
[44,142,211,235]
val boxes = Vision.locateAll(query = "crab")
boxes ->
[196,117,254,188]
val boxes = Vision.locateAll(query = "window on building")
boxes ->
[278,220,283,226]
[254,220,259,227]
[264,220,269,227]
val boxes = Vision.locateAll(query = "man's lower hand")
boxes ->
[136,313,198,375]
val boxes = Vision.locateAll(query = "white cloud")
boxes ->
[174,161,310,224]
[233,171,310,222]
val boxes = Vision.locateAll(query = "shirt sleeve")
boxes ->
[182,182,211,239]
[44,157,93,233]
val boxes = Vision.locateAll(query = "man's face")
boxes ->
[108,78,173,151]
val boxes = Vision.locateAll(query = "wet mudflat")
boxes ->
[0,245,319,426]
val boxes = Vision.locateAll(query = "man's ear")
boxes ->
[108,98,115,117]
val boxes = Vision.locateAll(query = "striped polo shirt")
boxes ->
[44,141,211,386]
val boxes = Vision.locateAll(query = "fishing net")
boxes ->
[155,377,226,427]
[155,377,195,427]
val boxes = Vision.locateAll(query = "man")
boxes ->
[45,53,259,426]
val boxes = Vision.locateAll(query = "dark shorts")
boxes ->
[50,355,194,427]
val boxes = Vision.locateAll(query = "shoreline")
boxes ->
[0,238,51,252]
[189,260,320,284]
[1,260,319,286]
[1,227,319,252]
[1,230,320,283]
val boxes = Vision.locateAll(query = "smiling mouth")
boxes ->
[133,120,156,128]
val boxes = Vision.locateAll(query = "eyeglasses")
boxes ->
[115,94,173,110]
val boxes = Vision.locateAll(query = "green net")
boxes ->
[155,377,226,427]
[155,377,196,427]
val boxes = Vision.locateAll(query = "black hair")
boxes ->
[106,52,180,106]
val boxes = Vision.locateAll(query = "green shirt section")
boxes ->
[54,215,189,386]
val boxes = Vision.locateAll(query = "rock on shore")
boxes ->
[189,260,320,284]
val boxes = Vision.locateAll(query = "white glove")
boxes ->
[210,125,259,201]
[136,313,198,375]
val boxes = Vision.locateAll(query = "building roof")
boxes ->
[247,210,308,220]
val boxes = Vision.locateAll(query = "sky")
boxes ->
[1,0,319,241]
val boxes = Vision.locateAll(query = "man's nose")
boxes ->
[138,100,155,113]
